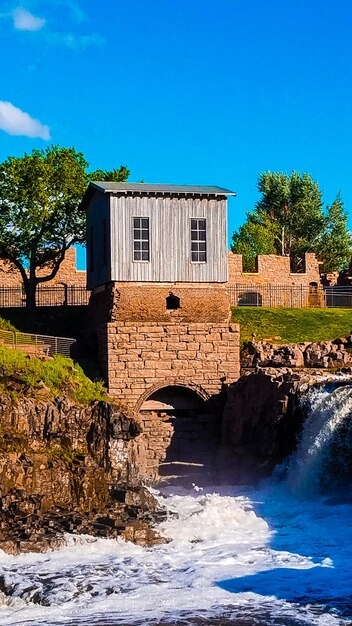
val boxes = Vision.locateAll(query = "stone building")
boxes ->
[81,182,240,479]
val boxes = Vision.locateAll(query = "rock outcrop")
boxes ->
[0,381,164,554]
[242,336,352,370]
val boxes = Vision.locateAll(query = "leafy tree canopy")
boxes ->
[231,171,351,273]
[231,213,277,272]
[0,145,129,308]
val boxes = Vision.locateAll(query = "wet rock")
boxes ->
[0,389,163,554]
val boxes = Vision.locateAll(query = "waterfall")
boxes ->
[285,382,352,496]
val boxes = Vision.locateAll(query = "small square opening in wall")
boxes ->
[166,294,180,310]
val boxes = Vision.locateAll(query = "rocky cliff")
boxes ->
[221,336,352,482]
[0,378,163,554]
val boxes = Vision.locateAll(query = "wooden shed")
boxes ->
[80,182,236,290]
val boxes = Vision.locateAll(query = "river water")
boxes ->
[0,384,351,626]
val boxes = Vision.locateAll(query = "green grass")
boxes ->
[232,307,352,346]
[0,346,107,404]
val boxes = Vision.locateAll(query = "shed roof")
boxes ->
[89,181,236,196]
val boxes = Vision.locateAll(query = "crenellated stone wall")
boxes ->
[227,252,321,286]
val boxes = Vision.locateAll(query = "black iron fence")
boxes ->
[228,285,352,308]
[0,285,90,308]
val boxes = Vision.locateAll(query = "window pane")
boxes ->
[133,216,150,262]
[190,218,206,262]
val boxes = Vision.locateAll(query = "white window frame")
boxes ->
[133,217,150,262]
[191,218,207,263]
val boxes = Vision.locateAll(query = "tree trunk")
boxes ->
[26,278,37,311]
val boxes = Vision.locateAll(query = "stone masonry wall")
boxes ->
[0,248,86,287]
[87,284,241,479]
[228,252,320,286]
[105,320,240,407]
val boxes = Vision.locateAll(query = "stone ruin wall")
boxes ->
[227,252,323,307]
[0,248,86,287]
[0,250,322,291]
[227,252,321,286]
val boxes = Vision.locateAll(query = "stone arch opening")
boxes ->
[139,385,221,479]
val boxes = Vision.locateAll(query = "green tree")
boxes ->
[232,171,351,272]
[0,146,129,309]
[88,166,130,182]
[231,214,277,271]
[316,193,352,272]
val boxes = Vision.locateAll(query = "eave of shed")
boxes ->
[90,181,236,195]
[79,181,236,211]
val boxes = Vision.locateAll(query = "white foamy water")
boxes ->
[0,384,351,626]
[0,483,350,626]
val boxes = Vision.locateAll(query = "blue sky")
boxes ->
[1,0,352,268]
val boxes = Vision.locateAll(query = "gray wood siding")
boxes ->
[109,194,228,283]
[86,191,111,290]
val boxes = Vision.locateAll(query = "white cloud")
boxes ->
[0,101,50,140]
[13,7,45,31]
[1,1,103,49]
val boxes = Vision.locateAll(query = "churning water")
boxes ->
[0,384,352,626]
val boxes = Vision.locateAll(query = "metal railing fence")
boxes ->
[228,285,352,308]
[323,287,352,308]
[0,285,89,308]
[228,284,326,308]
[0,328,76,357]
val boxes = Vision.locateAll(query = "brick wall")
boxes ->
[0,248,86,287]
[109,282,230,323]
[0,260,21,286]
[228,252,320,286]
